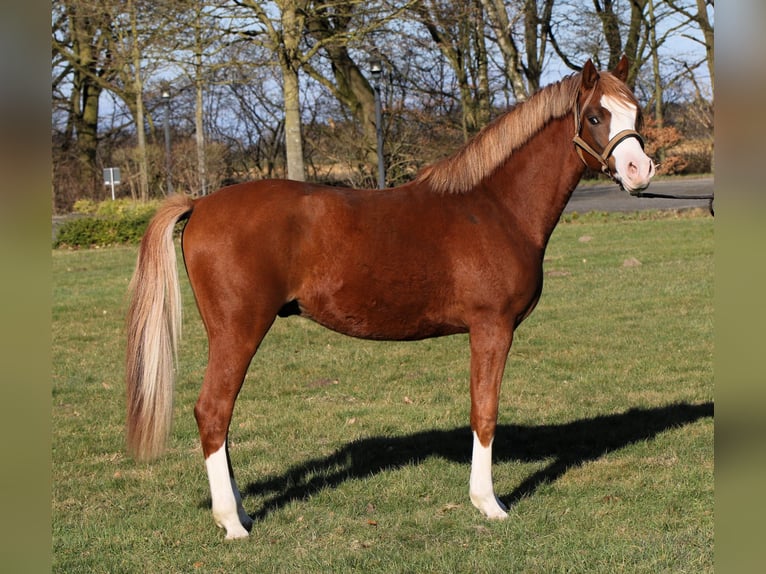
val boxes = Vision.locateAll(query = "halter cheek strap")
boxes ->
[572,85,645,178]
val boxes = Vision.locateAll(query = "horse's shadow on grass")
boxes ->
[238,402,712,521]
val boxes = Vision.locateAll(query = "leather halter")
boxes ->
[572,83,645,180]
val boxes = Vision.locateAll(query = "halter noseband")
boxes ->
[572,83,645,180]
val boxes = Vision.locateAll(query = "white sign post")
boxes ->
[103,167,121,200]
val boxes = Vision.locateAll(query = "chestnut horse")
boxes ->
[126,57,654,539]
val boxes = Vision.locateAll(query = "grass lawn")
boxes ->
[52,209,713,573]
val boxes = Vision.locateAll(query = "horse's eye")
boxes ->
[588,116,600,125]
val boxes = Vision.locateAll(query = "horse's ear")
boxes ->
[582,59,599,89]
[612,55,630,82]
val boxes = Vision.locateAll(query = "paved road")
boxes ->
[565,177,714,213]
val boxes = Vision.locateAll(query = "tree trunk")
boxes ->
[695,0,714,93]
[194,74,207,195]
[647,0,667,168]
[593,0,623,69]
[303,1,385,174]
[129,0,149,200]
[419,1,485,138]
[623,0,647,89]
[195,83,207,195]
[71,60,101,198]
[480,0,528,101]
[472,0,491,128]
[60,0,104,199]
[314,40,378,168]
[191,8,208,196]
[283,67,305,182]
[522,0,555,93]
[280,1,305,181]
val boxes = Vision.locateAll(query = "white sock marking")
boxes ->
[469,431,508,519]
[205,444,251,539]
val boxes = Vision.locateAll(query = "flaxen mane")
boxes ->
[416,69,638,195]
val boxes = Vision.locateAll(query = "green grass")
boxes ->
[52,210,713,573]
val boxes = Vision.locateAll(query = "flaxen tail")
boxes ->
[126,194,194,461]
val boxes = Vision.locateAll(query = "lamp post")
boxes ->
[370,58,385,190]
[160,83,173,195]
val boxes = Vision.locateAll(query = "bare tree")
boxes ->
[52,0,113,203]
[218,52,289,179]
[413,0,491,139]
[124,0,151,200]
[623,0,649,88]
[549,0,649,87]
[480,0,555,100]
[664,0,714,94]
[162,1,236,196]
[231,0,309,181]
[593,0,623,69]
[480,0,527,99]
[303,1,381,171]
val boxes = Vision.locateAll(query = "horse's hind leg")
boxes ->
[194,320,273,539]
[203,437,251,539]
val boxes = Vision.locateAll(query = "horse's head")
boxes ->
[573,56,655,194]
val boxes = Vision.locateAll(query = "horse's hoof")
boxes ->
[224,525,250,540]
[471,494,508,520]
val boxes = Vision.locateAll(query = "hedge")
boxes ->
[53,199,162,248]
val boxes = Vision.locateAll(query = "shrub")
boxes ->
[72,199,98,215]
[642,119,713,176]
[53,200,163,248]
[642,119,687,175]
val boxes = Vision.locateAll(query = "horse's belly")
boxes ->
[305,309,466,341]
[296,280,465,341]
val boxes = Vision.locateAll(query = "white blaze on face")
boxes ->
[601,94,655,192]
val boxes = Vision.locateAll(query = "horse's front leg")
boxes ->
[468,323,513,519]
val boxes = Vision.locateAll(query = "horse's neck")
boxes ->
[487,114,585,250]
